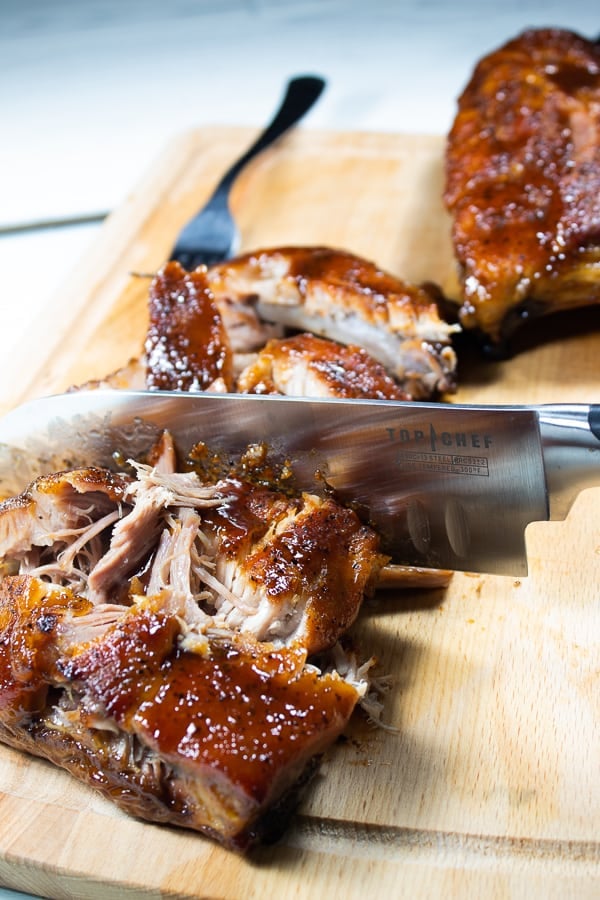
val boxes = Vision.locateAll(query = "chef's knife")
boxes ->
[0,391,598,576]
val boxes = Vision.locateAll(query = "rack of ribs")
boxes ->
[444,27,600,349]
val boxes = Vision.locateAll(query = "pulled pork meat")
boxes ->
[0,435,386,849]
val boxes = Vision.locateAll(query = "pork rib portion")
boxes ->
[0,467,131,590]
[0,577,363,849]
[0,446,385,847]
[237,332,410,400]
[145,262,234,392]
[0,460,384,654]
[198,477,384,653]
[208,246,460,398]
[445,27,600,345]
[79,247,460,400]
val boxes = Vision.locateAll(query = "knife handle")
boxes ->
[538,404,600,519]
[590,404,600,441]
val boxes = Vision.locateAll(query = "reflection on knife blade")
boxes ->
[1,390,598,575]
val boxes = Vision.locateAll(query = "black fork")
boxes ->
[169,75,326,270]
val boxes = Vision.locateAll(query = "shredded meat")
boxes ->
[0,467,129,581]
[0,439,385,848]
[197,478,383,652]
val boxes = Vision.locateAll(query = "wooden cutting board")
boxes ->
[0,128,598,899]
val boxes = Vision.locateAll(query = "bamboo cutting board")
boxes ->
[0,128,599,899]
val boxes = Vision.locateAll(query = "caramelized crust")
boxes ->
[145,261,234,391]
[203,479,385,653]
[209,246,459,398]
[237,333,410,399]
[445,28,600,343]
[0,579,360,848]
[66,603,358,812]
[0,577,89,719]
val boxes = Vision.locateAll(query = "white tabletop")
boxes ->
[0,1,598,897]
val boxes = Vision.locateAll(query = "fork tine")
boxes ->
[170,190,238,269]
[173,250,228,271]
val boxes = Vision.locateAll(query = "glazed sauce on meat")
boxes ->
[202,480,381,652]
[67,605,357,801]
[253,245,438,314]
[238,333,410,400]
[145,261,233,391]
[0,577,91,717]
[206,479,283,556]
[545,60,600,93]
[445,28,600,342]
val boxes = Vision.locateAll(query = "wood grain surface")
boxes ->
[0,127,598,899]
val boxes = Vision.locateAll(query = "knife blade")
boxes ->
[0,391,598,575]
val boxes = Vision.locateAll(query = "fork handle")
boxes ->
[210,75,326,203]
